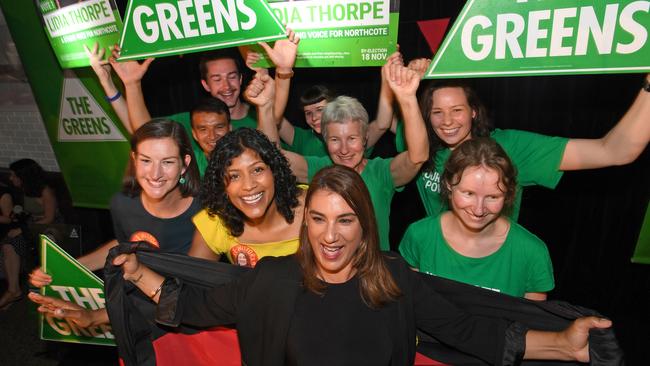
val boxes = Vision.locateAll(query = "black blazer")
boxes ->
[156,255,516,366]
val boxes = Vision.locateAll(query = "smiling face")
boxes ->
[201,58,242,110]
[303,100,328,134]
[224,148,276,223]
[430,87,476,149]
[191,111,230,156]
[324,120,366,172]
[133,137,190,202]
[449,165,506,232]
[306,189,362,284]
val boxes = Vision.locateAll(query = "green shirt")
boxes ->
[283,125,374,158]
[399,214,555,297]
[396,125,569,220]
[167,107,258,177]
[306,156,398,251]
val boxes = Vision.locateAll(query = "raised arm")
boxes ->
[245,74,309,182]
[386,64,429,187]
[560,74,650,170]
[109,47,155,134]
[258,28,300,124]
[366,51,403,147]
[84,42,130,128]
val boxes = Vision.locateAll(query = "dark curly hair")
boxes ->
[201,128,300,237]
[441,138,517,215]
[419,80,492,173]
[9,158,48,197]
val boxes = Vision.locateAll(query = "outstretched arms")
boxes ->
[560,74,650,170]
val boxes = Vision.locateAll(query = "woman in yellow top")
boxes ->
[189,128,306,267]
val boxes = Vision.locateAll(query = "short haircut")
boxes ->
[198,49,242,81]
[320,96,369,142]
[300,85,335,107]
[190,98,231,128]
[441,137,517,215]
[123,119,200,198]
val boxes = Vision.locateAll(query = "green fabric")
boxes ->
[631,203,650,264]
[395,125,569,221]
[399,215,555,297]
[283,125,374,158]
[166,111,208,178]
[306,156,397,251]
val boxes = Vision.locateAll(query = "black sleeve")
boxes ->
[110,194,128,243]
[409,265,524,365]
[155,264,257,328]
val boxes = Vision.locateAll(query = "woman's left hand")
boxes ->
[561,317,612,362]
[28,292,97,328]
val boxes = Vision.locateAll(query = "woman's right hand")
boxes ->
[112,253,141,281]
[29,267,52,288]
[28,292,101,328]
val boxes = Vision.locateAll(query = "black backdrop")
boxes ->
[110,1,650,362]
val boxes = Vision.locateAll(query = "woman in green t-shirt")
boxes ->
[400,138,554,300]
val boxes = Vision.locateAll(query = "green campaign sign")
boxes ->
[248,0,399,67]
[118,0,286,60]
[425,0,650,78]
[39,235,115,346]
[37,0,124,69]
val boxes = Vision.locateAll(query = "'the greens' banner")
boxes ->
[248,0,399,67]
[39,235,115,346]
[37,0,123,69]
[118,0,286,60]
[3,0,130,208]
[425,0,650,78]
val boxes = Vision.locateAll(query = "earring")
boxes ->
[179,176,186,184]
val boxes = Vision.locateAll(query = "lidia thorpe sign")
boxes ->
[37,0,123,68]
[425,0,650,78]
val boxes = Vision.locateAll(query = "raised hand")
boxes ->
[407,58,432,79]
[84,42,112,85]
[258,28,300,72]
[384,63,420,99]
[245,51,268,76]
[244,73,275,108]
[109,45,154,86]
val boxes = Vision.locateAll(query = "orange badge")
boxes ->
[129,231,160,248]
[229,244,259,268]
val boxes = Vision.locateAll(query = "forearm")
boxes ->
[273,75,291,123]
[367,73,396,147]
[398,95,429,164]
[524,330,574,360]
[257,104,280,144]
[124,81,152,133]
[88,308,111,327]
[78,240,118,271]
[127,265,166,303]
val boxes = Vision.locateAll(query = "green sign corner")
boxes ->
[425,0,650,79]
[119,0,286,60]
[39,235,115,346]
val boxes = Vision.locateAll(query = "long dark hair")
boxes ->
[297,165,401,309]
[419,80,492,172]
[441,138,518,215]
[9,159,48,197]
[201,128,300,237]
[123,119,200,197]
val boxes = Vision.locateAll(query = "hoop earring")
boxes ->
[179,176,186,184]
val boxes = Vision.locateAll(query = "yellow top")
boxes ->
[192,186,307,267]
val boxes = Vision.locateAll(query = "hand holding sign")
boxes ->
[385,63,420,100]
[29,292,101,329]
[259,29,300,73]
[84,42,112,86]
[109,45,154,87]
[29,267,53,288]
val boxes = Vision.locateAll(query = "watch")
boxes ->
[643,78,650,92]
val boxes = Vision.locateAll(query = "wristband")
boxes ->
[105,90,122,102]
[276,70,294,79]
